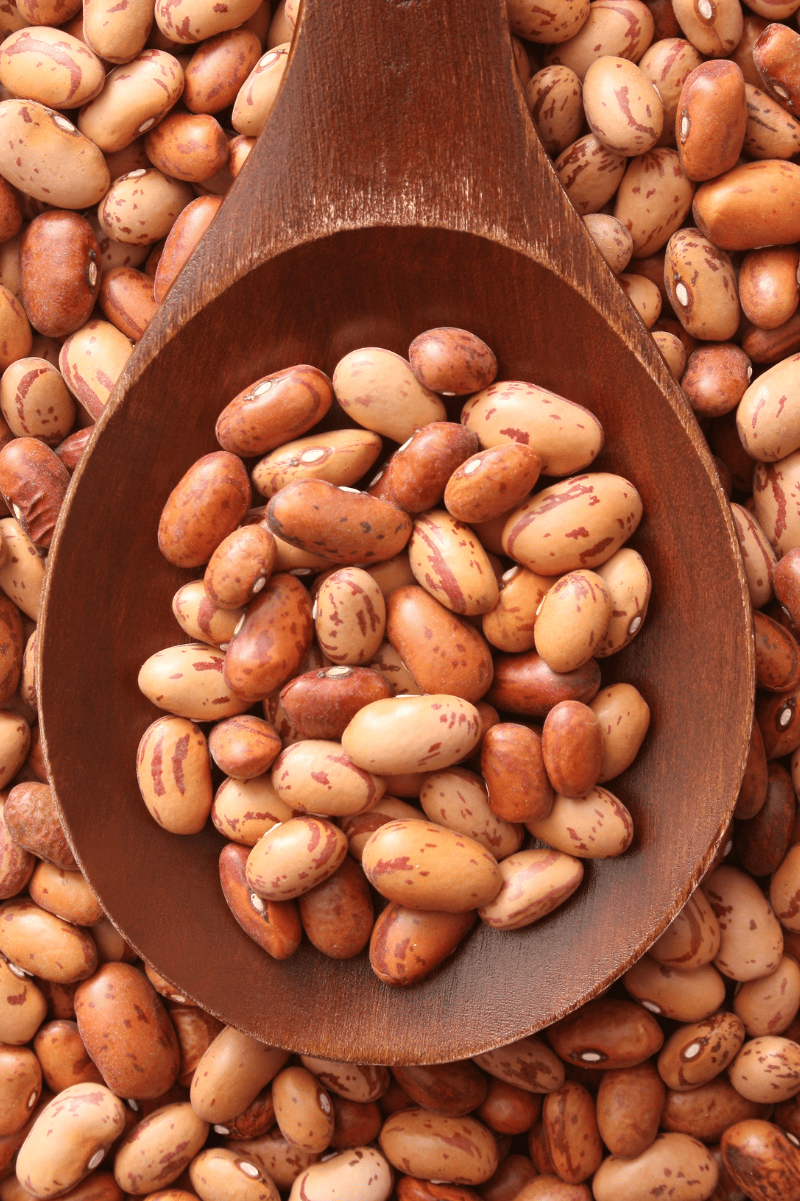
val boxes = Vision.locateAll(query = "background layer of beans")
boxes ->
[0,0,797,1194]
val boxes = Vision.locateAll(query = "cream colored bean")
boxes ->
[314,568,386,665]
[272,1066,333,1154]
[15,1083,126,1200]
[408,510,498,616]
[0,898,97,983]
[624,955,727,1021]
[97,168,194,246]
[649,886,721,972]
[0,955,46,1045]
[154,0,263,43]
[189,1147,279,1201]
[526,785,633,858]
[114,1103,209,1195]
[288,1147,392,1201]
[594,548,651,655]
[0,358,75,444]
[478,847,584,929]
[737,352,800,463]
[728,1035,800,1103]
[753,453,800,560]
[59,320,133,421]
[83,0,154,62]
[508,0,590,42]
[136,715,213,835]
[0,101,110,208]
[172,579,244,647]
[138,643,251,720]
[671,0,743,57]
[664,227,740,342]
[619,272,662,327]
[297,1060,389,1103]
[733,955,800,1036]
[582,213,633,274]
[419,767,522,859]
[592,1132,718,1201]
[212,773,291,845]
[0,709,30,788]
[27,863,103,927]
[253,428,382,498]
[546,0,654,79]
[245,816,348,901]
[534,569,612,672]
[362,818,502,912]
[332,348,446,443]
[232,43,289,136]
[341,694,482,774]
[703,864,784,982]
[657,1011,746,1091]
[729,503,776,608]
[0,28,104,109]
[190,1027,289,1124]
[525,64,584,157]
[461,379,603,476]
[554,133,627,214]
[379,1110,498,1185]
[617,146,695,262]
[583,56,663,154]
[271,740,385,817]
[638,38,704,149]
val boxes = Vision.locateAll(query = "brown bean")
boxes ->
[595,1062,665,1158]
[486,650,600,718]
[219,841,302,960]
[379,423,479,514]
[204,523,276,610]
[0,898,96,983]
[735,759,795,877]
[541,700,603,798]
[0,795,35,900]
[223,572,314,703]
[145,112,228,182]
[390,1062,488,1119]
[721,1118,800,1200]
[59,319,132,420]
[0,436,69,550]
[542,1080,602,1184]
[479,1154,539,1201]
[296,854,374,959]
[208,715,281,779]
[184,28,262,112]
[664,227,740,341]
[408,327,496,395]
[744,82,800,161]
[98,266,157,342]
[216,365,333,459]
[33,1019,104,1094]
[444,444,541,525]
[158,450,251,568]
[754,21,800,115]
[385,585,493,703]
[694,160,800,252]
[681,344,752,418]
[20,211,100,339]
[279,666,392,741]
[480,722,552,822]
[546,998,664,1068]
[267,480,412,565]
[369,903,476,987]
[153,194,222,304]
[473,1036,565,1094]
[740,246,800,330]
[677,60,747,181]
[329,1095,382,1150]
[4,780,75,869]
[661,1076,767,1141]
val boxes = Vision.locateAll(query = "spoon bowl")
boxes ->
[38,0,753,1063]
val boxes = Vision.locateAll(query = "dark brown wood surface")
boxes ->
[38,0,754,1063]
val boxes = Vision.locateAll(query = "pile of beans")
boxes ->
[136,328,651,980]
[0,0,799,1195]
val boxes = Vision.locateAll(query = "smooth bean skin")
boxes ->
[297,853,373,959]
[738,352,800,463]
[74,963,180,1100]
[97,168,194,247]
[204,524,276,610]
[409,327,496,394]
[613,147,695,257]
[482,565,550,655]
[246,816,348,902]
[526,784,634,858]
[184,29,262,113]
[83,0,154,62]
[0,101,110,208]
[208,715,281,779]
[33,1019,103,1095]
[28,863,103,928]
[298,1059,389,1104]
[728,1035,800,1103]
[0,1043,41,1137]
[664,227,740,342]
[172,580,243,648]
[219,840,302,959]
[268,479,412,565]
[153,194,222,305]
[216,365,334,458]
[113,1102,210,1195]
[0,898,96,983]
[342,694,482,775]
[15,1083,127,1200]
[541,701,602,797]
[362,819,501,912]
[534,569,611,673]
[0,358,75,444]
[190,1026,289,1124]
[378,422,478,515]
[592,1132,719,1201]
[379,1110,498,1185]
[332,347,446,443]
[288,1147,393,1201]
[0,436,69,551]
[583,56,662,155]
[78,50,184,153]
[188,1147,279,1201]
[59,319,133,420]
[721,1118,800,1201]
[136,715,213,835]
[20,210,100,339]
[272,739,385,817]
[658,1010,746,1091]
[256,428,382,499]
[444,443,540,524]
[473,1037,565,1094]
[486,650,601,719]
[144,112,228,182]
[158,451,251,568]
[279,666,392,741]
[596,1061,666,1158]
[232,43,290,136]
[677,61,747,181]
[0,27,105,108]
[138,643,250,720]
[649,886,721,972]
[526,65,584,157]
[702,864,784,982]
[271,1065,334,1153]
[420,767,522,859]
[694,160,800,251]
[547,998,664,1068]
[478,847,584,930]
[590,682,651,782]
[386,586,493,703]
[407,509,499,616]
[733,954,800,1036]
[369,904,477,987]
[223,573,314,703]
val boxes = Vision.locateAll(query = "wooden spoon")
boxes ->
[38,0,753,1063]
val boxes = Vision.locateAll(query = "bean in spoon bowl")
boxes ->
[37,0,752,1064]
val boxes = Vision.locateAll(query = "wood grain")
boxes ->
[38,0,754,1063]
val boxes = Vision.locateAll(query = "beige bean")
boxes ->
[341,694,482,775]
[0,955,46,1044]
[619,272,663,327]
[332,347,446,443]
[744,82,800,160]
[172,579,243,648]
[288,1147,392,1201]
[272,1066,333,1153]
[212,773,290,845]
[379,1110,498,1185]
[733,954,800,1036]
[594,547,651,655]
[524,65,584,157]
[0,898,96,983]
[0,101,110,208]
[189,1147,279,1201]
[638,37,703,149]
[542,1081,602,1184]
[4,780,74,870]
[473,1036,565,1093]
[314,567,385,665]
[0,284,30,371]
[728,1035,800,1103]
[28,863,103,927]
[461,379,603,476]
[610,145,691,258]
[508,0,590,42]
[0,27,104,109]
[98,168,194,246]
[482,566,550,655]
[33,1019,104,1094]
[15,1083,126,1200]
[232,43,289,136]
[649,886,721,971]
[225,1127,319,1192]
[78,50,183,151]
[526,784,633,858]
[694,160,800,252]
[534,569,612,672]
[419,768,521,859]
[246,816,348,901]
[114,1103,209,1195]
[545,0,654,79]
[83,0,154,62]
[408,509,498,616]
[738,352,800,463]
[138,643,251,720]
[0,358,75,444]
[664,227,740,342]
[219,840,302,960]
[0,795,34,901]
[657,1010,746,1091]
[136,715,213,835]
[272,739,385,817]
[502,473,642,576]
[59,320,133,421]
[653,329,687,379]
[583,56,663,155]
[362,818,501,912]
[592,1132,718,1201]
[721,1118,800,1200]
[554,133,626,214]
[190,1026,289,1124]
[729,502,776,607]
[254,428,381,499]
[298,1060,389,1104]
[703,864,784,982]
[582,213,633,274]
[0,710,30,789]
[154,0,262,43]
[478,847,584,930]
[370,904,477,986]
